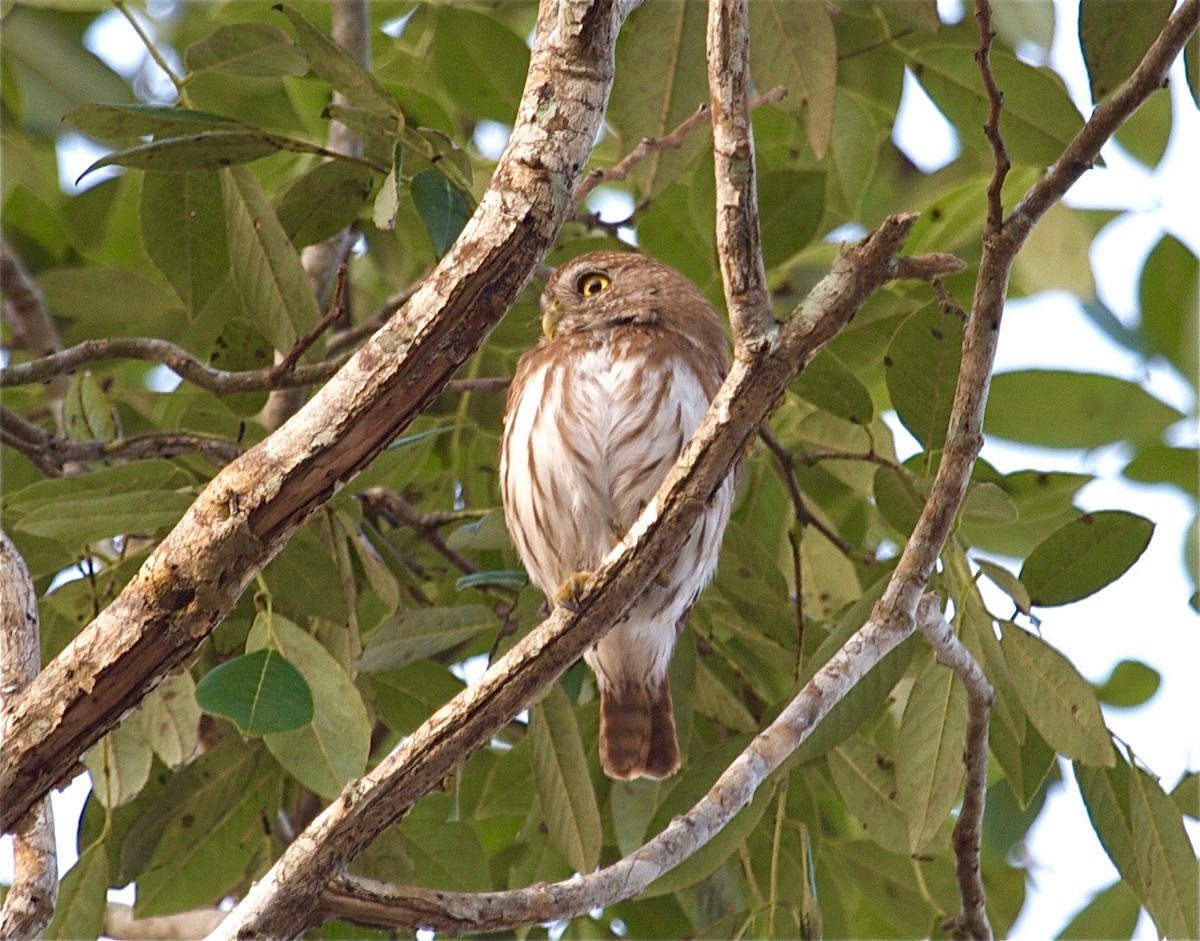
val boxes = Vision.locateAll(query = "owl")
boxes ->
[500,250,735,780]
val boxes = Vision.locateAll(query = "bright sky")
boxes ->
[5,1,1198,938]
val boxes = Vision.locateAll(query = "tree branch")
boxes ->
[1,406,243,474]
[707,0,775,344]
[973,0,1010,231]
[1,0,634,838]
[357,487,478,576]
[0,531,58,940]
[918,608,995,941]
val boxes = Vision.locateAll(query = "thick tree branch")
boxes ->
[0,531,58,940]
[706,0,775,344]
[1,0,633,837]
[207,215,957,940]
[918,609,994,941]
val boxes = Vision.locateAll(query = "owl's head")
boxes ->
[539,251,725,350]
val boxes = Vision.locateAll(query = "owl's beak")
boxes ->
[541,298,563,339]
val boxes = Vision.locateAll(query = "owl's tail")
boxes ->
[599,678,680,780]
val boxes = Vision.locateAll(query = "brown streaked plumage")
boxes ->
[500,250,734,780]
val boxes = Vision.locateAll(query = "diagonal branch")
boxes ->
[0,0,634,838]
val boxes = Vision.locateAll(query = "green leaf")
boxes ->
[896,648,967,852]
[991,0,1056,54]
[221,165,321,351]
[758,169,826,268]
[1124,444,1199,494]
[370,661,465,736]
[1057,879,1140,940]
[207,318,274,417]
[63,370,117,442]
[903,41,1084,167]
[248,612,372,798]
[610,777,665,857]
[529,683,602,873]
[194,648,314,735]
[275,3,396,112]
[410,168,471,258]
[1079,0,1174,101]
[828,733,910,854]
[358,605,495,672]
[1171,771,1199,819]
[372,140,403,231]
[133,739,281,916]
[975,559,1032,614]
[1002,626,1114,767]
[455,570,528,592]
[44,843,108,941]
[985,370,1183,448]
[429,6,529,123]
[141,170,229,318]
[749,0,838,158]
[609,0,709,197]
[1,6,132,137]
[827,88,892,219]
[1114,87,1172,169]
[277,159,375,248]
[1020,510,1154,607]
[885,303,964,450]
[14,490,194,544]
[402,817,491,891]
[84,709,152,808]
[65,103,246,140]
[78,131,289,178]
[185,22,308,78]
[1139,234,1199,387]
[1094,658,1161,709]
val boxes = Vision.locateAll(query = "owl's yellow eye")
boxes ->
[576,272,610,297]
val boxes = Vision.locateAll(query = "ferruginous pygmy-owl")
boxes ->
[500,250,734,780]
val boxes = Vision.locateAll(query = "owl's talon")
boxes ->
[654,570,672,588]
[553,571,593,613]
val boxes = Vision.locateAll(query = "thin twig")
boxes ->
[357,487,478,576]
[759,429,858,561]
[0,339,507,399]
[707,0,776,344]
[572,87,786,208]
[791,447,899,470]
[0,531,58,939]
[270,265,350,380]
[1,406,243,475]
[973,0,1010,231]
[917,602,994,941]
